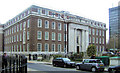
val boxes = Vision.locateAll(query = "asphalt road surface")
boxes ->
[27,63,109,73]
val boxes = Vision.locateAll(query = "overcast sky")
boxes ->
[0,0,120,42]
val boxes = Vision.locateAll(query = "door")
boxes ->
[77,46,79,54]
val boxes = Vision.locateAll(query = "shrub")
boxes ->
[53,54,63,59]
[87,44,96,57]
[70,52,84,61]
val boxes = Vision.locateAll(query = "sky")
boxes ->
[0,0,120,42]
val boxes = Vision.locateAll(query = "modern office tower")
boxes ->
[109,3,120,49]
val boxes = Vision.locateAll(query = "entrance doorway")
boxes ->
[77,46,79,54]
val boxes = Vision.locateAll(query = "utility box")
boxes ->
[110,56,120,66]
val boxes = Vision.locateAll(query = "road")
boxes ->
[27,63,109,73]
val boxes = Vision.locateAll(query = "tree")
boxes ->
[87,44,96,57]
[106,37,118,49]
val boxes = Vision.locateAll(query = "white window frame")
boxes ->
[20,23,22,30]
[27,19,30,28]
[58,33,61,41]
[58,23,62,30]
[45,32,49,40]
[38,8,41,14]
[99,30,101,36]
[37,43,42,51]
[45,20,49,28]
[96,37,98,44]
[45,43,49,52]
[51,44,55,52]
[27,31,29,40]
[99,38,101,44]
[103,38,104,44]
[52,21,55,29]
[38,19,42,28]
[102,31,104,36]
[37,31,42,40]
[96,29,98,35]
[89,28,91,35]
[14,26,16,33]
[52,32,55,40]
[58,44,61,52]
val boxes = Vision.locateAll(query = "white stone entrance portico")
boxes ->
[68,23,89,53]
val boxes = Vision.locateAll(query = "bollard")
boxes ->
[29,54,31,61]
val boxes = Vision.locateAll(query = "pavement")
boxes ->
[27,60,109,72]
[28,60,52,65]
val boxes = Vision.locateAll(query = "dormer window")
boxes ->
[42,9,45,14]
[49,11,52,15]
[38,8,41,14]
[28,10,30,14]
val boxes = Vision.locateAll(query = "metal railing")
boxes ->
[2,54,27,73]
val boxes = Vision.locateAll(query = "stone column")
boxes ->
[82,30,85,52]
[85,30,89,52]
[74,28,77,53]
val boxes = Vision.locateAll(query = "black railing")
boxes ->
[2,54,27,73]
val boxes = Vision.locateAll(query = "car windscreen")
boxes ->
[89,60,102,63]
[63,58,71,62]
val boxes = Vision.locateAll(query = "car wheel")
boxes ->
[53,63,56,66]
[100,69,104,72]
[76,65,80,70]
[108,69,115,73]
[91,67,96,72]
[64,64,67,68]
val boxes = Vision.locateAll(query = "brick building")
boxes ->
[3,5,107,55]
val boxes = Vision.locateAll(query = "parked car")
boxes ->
[76,59,104,72]
[52,58,75,68]
[108,65,120,73]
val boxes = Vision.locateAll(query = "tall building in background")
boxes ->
[109,2,120,49]
[3,5,107,55]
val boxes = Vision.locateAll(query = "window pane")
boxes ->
[45,43,49,52]
[37,43,42,51]
[37,31,42,40]
[58,23,61,30]
[45,20,49,28]
[58,44,61,52]
[52,32,55,40]
[38,19,42,27]
[45,32,49,40]
[52,44,55,52]
[58,33,61,41]
[27,19,30,28]
[52,22,55,29]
